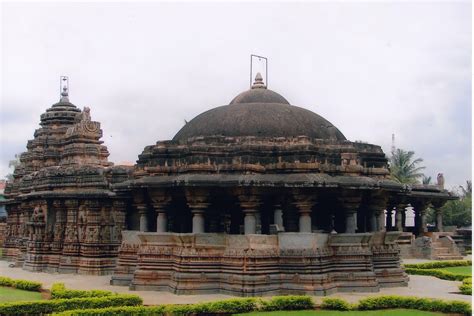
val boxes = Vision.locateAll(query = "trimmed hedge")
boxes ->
[165,298,258,315]
[51,283,114,299]
[55,298,258,316]
[405,267,468,281]
[404,260,472,269]
[460,277,472,295]
[54,306,166,316]
[358,295,471,315]
[0,294,142,315]
[0,276,42,291]
[260,295,314,311]
[321,297,352,311]
[54,296,311,315]
[53,295,472,316]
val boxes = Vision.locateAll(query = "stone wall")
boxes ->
[0,222,6,247]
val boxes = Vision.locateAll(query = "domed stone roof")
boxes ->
[229,74,290,105]
[172,73,346,142]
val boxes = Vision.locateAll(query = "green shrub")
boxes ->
[206,298,258,313]
[321,297,352,311]
[460,277,472,295]
[0,276,42,291]
[169,298,258,315]
[0,276,13,287]
[358,295,472,315]
[466,250,472,255]
[51,283,114,299]
[405,267,467,281]
[260,295,314,311]
[55,298,258,316]
[48,294,473,316]
[404,260,472,269]
[54,296,314,316]
[0,294,142,315]
[55,305,166,316]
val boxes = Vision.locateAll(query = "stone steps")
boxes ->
[434,255,464,260]
[431,240,463,260]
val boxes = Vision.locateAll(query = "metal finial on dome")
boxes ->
[251,72,267,89]
[60,76,69,102]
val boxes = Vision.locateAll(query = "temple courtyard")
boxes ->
[0,258,470,305]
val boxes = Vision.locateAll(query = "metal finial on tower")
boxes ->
[250,54,268,88]
[60,76,69,102]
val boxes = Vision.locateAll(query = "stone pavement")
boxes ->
[0,260,470,305]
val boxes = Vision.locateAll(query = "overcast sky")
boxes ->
[1,1,471,191]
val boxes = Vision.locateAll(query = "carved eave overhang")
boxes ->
[16,189,117,200]
[113,173,406,192]
[407,184,458,201]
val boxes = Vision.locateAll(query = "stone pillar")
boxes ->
[244,210,257,234]
[376,210,386,232]
[299,211,312,233]
[420,209,428,234]
[136,205,148,232]
[412,201,428,235]
[192,210,205,233]
[274,207,284,229]
[368,210,377,232]
[156,211,167,233]
[367,194,388,232]
[395,205,405,232]
[238,192,260,235]
[345,211,357,233]
[436,209,443,232]
[188,202,209,234]
[149,191,171,233]
[293,192,315,233]
[339,195,360,234]
[185,189,209,234]
[432,201,445,233]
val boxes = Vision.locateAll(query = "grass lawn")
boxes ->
[438,266,472,276]
[236,310,444,316]
[0,286,43,303]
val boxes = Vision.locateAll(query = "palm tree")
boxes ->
[389,148,426,184]
[459,180,472,197]
[422,175,432,185]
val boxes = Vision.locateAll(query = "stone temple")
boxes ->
[2,73,457,295]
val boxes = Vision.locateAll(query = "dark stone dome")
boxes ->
[172,73,346,142]
[230,88,290,105]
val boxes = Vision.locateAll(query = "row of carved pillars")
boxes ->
[133,189,400,235]
[385,201,444,234]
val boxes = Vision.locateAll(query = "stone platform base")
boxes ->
[2,241,119,275]
[111,231,407,296]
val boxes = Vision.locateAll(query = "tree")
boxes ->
[5,154,21,181]
[422,175,432,185]
[389,148,426,184]
[428,180,472,228]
